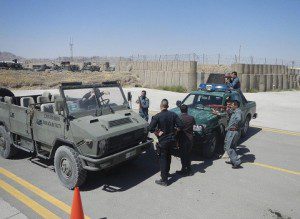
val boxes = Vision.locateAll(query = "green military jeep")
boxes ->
[172,83,257,158]
[0,82,153,189]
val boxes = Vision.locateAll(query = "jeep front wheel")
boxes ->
[54,146,87,189]
[0,126,17,159]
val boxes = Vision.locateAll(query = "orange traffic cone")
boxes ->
[70,187,84,219]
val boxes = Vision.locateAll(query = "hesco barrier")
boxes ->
[117,61,197,91]
[231,63,300,92]
[116,61,300,92]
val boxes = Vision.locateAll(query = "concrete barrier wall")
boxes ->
[117,60,197,91]
[231,63,299,92]
[117,61,299,92]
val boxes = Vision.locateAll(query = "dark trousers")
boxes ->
[179,139,192,171]
[139,109,149,122]
[159,141,173,182]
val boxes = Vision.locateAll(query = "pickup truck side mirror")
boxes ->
[55,98,65,115]
[176,100,182,107]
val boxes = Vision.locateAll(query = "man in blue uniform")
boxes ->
[224,97,243,169]
[136,90,149,121]
[229,71,241,90]
[149,99,183,186]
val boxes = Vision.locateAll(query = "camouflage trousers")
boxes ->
[224,131,241,166]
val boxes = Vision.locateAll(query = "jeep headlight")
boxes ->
[98,139,107,155]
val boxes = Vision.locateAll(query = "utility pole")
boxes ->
[238,45,241,63]
[69,37,74,61]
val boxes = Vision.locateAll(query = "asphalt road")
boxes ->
[1,126,300,219]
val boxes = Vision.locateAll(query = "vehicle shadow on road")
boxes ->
[167,154,214,185]
[236,126,260,163]
[239,126,262,145]
[11,150,31,160]
[81,146,160,192]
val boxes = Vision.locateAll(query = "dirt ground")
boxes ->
[0,70,142,89]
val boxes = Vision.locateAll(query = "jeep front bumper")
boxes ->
[78,139,153,171]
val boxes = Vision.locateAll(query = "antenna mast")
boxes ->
[69,37,74,61]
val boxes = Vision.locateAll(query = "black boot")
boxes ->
[155,179,168,186]
[186,168,194,176]
[176,169,187,176]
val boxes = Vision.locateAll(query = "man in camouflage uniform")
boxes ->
[224,97,243,169]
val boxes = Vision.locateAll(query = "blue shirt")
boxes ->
[230,77,241,89]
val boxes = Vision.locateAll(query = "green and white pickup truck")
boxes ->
[172,83,257,158]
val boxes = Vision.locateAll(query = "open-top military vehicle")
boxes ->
[0,82,153,189]
[172,83,257,158]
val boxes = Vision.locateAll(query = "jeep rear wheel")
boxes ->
[202,131,218,158]
[54,146,87,190]
[241,117,250,138]
[0,126,17,159]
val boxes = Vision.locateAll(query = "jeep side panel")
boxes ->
[9,105,31,138]
[32,111,65,151]
[0,102,11,129]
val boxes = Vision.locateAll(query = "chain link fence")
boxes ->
[129,53,300,68]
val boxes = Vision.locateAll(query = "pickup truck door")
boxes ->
[9,105,32,139]
[32,111,65,148]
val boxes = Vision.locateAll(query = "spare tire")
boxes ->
[0,87,15,98]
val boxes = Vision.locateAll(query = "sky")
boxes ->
[0,0,299,60]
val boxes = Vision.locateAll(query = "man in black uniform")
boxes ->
[177,104,195,176]
[149,99,183,186]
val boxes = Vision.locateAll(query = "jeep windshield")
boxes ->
[62,86,128,117]
[182,94,223,108]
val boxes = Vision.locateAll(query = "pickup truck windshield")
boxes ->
[182,94,223,107]
[63,86,127,115]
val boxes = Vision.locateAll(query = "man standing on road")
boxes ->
[136,90,149,121]
[224,98,243,169]
[149,99,183,186]
[176,104,196,176]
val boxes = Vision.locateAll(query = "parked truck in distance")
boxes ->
[0,81,153,189]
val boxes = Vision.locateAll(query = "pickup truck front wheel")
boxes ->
[0,126,17,159]
[54,146,87,190]
[202,131,218,158]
